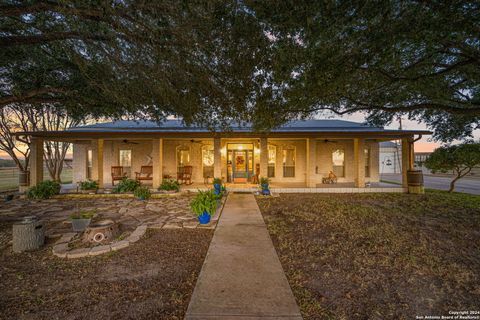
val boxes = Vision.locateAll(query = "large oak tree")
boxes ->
[1,1,479,141]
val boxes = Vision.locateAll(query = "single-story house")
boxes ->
[18,119,430,192]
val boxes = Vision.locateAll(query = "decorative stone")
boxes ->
[57,232,77,244]
[67,248,91,259]
[89,245,111,256]
[183,221,199,229]
[148,223,165,229]
[52,243,68,258]
[111,240,129,251]
[126,235,140,243]
[162,222,182,229]
[119,207,128,214]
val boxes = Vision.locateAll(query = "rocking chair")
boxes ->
[111,166,127,186]
[135,166,153,184]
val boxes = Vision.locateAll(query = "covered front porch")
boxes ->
[23,126,426,193]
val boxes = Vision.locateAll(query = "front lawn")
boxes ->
[257,191,480,319]
[0,229,212,319]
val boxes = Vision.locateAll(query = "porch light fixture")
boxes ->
[238,145,243,150]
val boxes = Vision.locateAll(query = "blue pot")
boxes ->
[261,183,269,190]
[198,211,211,224]
[213,183,222,195]
[261,189,271,196]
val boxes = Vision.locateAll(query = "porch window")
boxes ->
[282,148,295,177]
[332,149,345,177]
[365,148,371,178]
[119,149,132,167]
[87,149,93,179]
[268,145,276,177]
[202,146,214,178]
[119,149,132,177]
[177,147,190,172]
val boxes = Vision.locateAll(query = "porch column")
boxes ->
[214,137,222,179]
[260,137,268,178]
[306,138,317,188]
[29,138,44,186]
[95,139,104,188]
[353,138,365,188]
[401,137,411,188]
[152,138,163,188]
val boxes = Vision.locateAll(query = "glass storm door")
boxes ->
[232,150,248,183]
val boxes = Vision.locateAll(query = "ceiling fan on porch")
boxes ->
[121,139,139,145]
[323,139,338,143]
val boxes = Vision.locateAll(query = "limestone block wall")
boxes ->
[72,138,380,186]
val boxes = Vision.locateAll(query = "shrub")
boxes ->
[27,180,61,199]
[159,179,180,191]
[190,190,218,216]
[259,176,270,186]
[134,186,151,200]
[113,177,140,193]
[79,180,99,190]
[212,177,222,185]
[70,210,95,219]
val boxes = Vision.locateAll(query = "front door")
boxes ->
[232,150,248,183]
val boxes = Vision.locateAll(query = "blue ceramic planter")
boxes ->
[213,183,222,195]
[261,189,271,196]
[198,211,211,224]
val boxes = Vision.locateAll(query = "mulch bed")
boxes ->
[257,191,480,319]
[0,229,213,320]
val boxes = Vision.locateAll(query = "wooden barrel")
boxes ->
[407,170,424,186]
[18,170,30,186]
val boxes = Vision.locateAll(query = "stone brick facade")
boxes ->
[72,138,380,186]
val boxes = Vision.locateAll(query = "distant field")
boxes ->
[0,167,72,191]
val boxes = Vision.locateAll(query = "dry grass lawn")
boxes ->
[257,191,480,320]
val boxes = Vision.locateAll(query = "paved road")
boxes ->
[186,193,302,320]
[381,174,480,195]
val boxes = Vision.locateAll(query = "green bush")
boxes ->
[159,179,180,191]
[190,190,218,216]
[259,176,270,187]
[79,180,99,190]
[134,186,151,200]
[212,177,222,185]
[70,210,95,219]
[27,180,61,199]
[113,177,140,193]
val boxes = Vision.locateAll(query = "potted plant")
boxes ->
[212,178,222,195]
[112,177,140,193]
[158,179,180,193]
[259,177,271,195]
[70,210,95,232]
[78,180,99,194]
[134,186,151,200]
[190,190,218,224]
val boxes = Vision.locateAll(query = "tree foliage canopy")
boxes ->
[1,1,479,140]
[425,142,480,191]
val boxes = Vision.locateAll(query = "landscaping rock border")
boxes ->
[52,224,148,258]
[51,193,227,258]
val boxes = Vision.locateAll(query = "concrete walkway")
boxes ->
[185,193,302,320]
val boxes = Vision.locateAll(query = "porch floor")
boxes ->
[60,181,404,194]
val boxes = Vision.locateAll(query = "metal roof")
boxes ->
[67,119,422,133]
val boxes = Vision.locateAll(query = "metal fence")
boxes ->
[0,167,73,191]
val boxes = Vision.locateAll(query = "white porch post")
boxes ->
[214,137,222,179]
[95,139,104,189]
[306,138,317,188]
[29,137,44,186]
[353,138,365,188]
[260,137,268,178]
[152,138,163,188]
